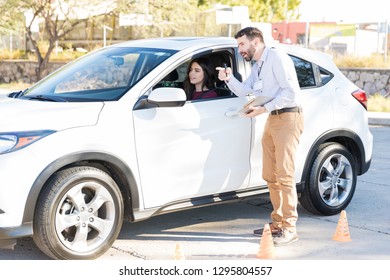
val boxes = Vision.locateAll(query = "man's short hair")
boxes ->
[234,27,264,43]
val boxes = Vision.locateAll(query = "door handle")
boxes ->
[225,109,240,118]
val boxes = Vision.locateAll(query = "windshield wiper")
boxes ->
[9,90,25,98]
[26,95,68,102]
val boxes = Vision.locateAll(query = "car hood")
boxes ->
[0,97,104,132]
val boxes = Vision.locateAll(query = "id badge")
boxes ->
[254,80,263,91]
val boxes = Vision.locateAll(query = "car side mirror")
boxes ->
[147,87,187,107]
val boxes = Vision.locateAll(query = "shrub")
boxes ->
[334,53,390,69]
[368,94,390,112]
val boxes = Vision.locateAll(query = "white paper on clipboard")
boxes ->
[238,95,273,116]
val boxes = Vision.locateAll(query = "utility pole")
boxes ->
[385,20,388,63]
[103,25,113,47]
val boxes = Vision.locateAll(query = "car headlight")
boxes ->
[0,130,56,154]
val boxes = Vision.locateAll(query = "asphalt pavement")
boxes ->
[100,124,390,260]
[0,87,389,261]
[0,124,388,261]
[102,125,390,260]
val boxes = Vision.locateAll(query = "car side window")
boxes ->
[319,67,333,85]
[153,51,235,100]
[290,55,316,88]
[153,62,187,90]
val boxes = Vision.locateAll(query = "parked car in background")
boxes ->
[0,37,373,259]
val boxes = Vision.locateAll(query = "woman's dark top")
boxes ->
[192,89,218,100]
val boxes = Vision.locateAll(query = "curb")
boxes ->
[368,112,390,126]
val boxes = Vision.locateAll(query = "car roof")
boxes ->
[113,36,237,51]
[112,36,337,71]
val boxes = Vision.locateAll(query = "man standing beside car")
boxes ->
[216,27,304,246]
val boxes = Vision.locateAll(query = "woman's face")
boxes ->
[188,62,205,88]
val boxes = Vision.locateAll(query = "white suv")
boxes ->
[0,37,373,259]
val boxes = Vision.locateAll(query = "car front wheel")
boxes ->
[33,166,124,260]
[299,142,357,216]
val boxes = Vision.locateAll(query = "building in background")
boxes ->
[270,21,389,57]
[1,4,388,58]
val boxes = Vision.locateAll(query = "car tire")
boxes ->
[33,166,124,260]
[299,142,357,216]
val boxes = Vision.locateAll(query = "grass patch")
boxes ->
[0,82,31,91]
[0,46,86,62]
[334,53,390,68]
[368,94,390,112]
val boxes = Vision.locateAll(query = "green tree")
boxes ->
[0,0,302,81]
[1,0,117,80]
[115,0,199,38]
[0,0,24,32]
[200,0,301,22]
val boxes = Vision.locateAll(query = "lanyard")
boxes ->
[257,61,264,78]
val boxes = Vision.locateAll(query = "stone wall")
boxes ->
[0,60,389,97]
[340,68,390,97]
[0,60,66,84]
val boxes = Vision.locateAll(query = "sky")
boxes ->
[298,0,390,23]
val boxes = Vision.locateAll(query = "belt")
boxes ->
[270,106,302,115]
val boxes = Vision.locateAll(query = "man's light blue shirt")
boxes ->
[226,46,301,113]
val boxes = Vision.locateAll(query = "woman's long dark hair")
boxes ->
[184,57,216,100]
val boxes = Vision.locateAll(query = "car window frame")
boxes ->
[152,48,237,103]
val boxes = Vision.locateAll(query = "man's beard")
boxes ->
[242,46,256,62]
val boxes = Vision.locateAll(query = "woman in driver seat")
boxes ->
[184,57,218,100]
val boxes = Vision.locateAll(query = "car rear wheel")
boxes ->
[33,166,124,259]
[299,142,357,216]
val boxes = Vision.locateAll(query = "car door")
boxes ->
[132,88,252,209]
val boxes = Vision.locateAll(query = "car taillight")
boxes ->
[352,89,368,110]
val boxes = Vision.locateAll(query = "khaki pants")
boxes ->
[262,111,304,231]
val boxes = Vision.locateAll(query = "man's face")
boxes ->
[237,35,256,62]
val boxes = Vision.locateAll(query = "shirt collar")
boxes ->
[257,46,270,66]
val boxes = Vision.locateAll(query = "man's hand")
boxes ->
[216,66,232,81]
[245,106,266,117]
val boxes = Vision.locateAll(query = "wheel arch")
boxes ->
[23,151,139,225]
[298,129,367,193]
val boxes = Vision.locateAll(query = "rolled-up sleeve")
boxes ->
[225,64,258,97]
[224,47,300,113]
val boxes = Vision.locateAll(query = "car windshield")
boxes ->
[20,47,176,102]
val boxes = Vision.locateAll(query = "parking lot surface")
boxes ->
[0,125,388,261]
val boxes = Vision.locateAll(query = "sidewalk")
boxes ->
[368,111,390,126]
[1,88,389,126]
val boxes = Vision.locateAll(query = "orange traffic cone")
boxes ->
[173,243,185,260]
[332,210,352,242]
[256,223,276,259]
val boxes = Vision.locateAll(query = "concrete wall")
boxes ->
[0,60,389,96]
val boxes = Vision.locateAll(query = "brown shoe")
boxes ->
[253,223,281,237]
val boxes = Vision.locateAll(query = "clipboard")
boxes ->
[238,95,273,116]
